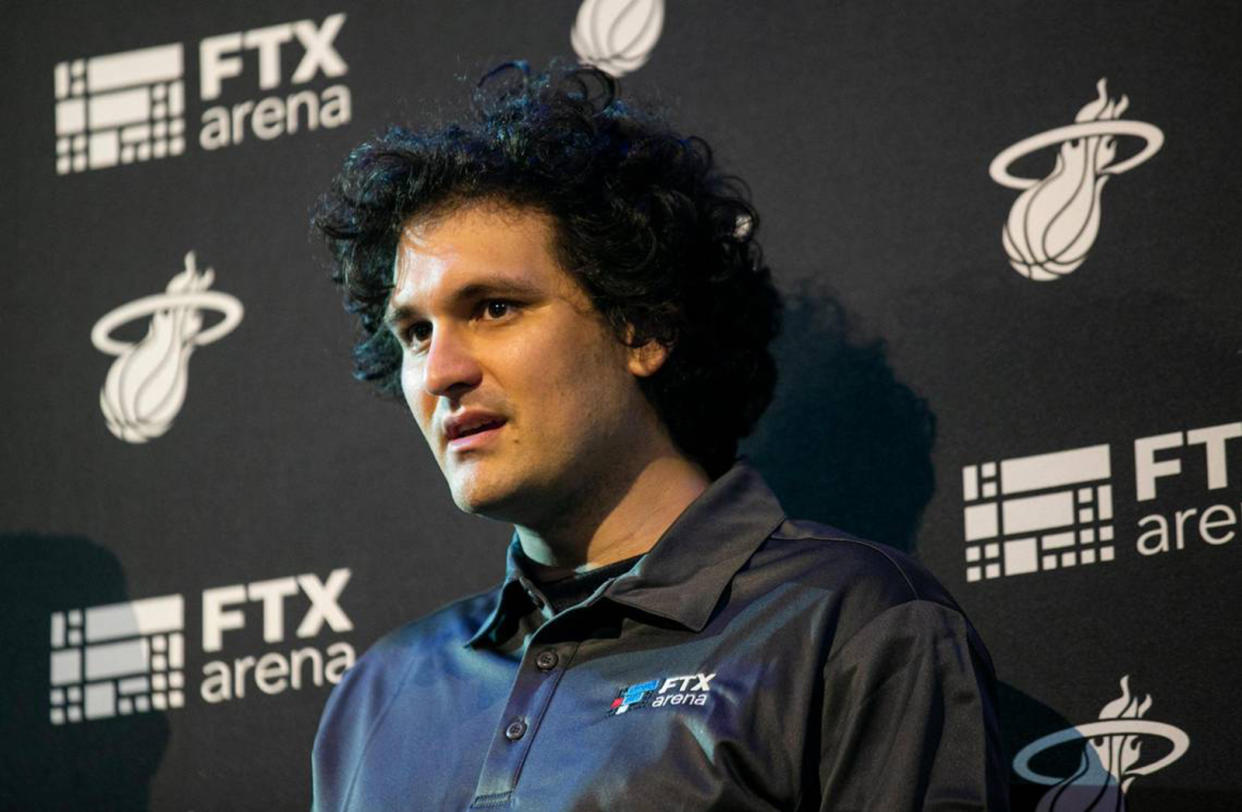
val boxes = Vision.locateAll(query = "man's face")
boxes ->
[386,202,664,524]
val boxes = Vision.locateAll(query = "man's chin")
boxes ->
[448,475,522,520]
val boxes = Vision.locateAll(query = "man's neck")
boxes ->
[515,453,711,575]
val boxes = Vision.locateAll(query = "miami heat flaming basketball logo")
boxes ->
[91,251,243,443]
[1014,675,1189,811]
[990,79,1164,280]
[571,0,664,77]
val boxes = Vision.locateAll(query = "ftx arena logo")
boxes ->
[963,419,1240,582]
[53,12,349,174]
[48,568,354,724]
[609,672,715,715]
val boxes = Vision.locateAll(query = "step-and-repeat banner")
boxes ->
[4,1,1239,808]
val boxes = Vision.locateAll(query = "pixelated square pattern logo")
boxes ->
[610,679,659,715]
[962,444,1116,581]
[49,595,186,723]
[54,44,187,174]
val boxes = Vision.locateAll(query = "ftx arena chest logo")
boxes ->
[609,672,715,715]
[53,12,350,174]
[963,419,1241,582]
[48,568,354,724]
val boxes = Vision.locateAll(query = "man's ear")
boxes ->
[625,338,670,378]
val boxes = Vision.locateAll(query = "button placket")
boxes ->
[469,637,581,805]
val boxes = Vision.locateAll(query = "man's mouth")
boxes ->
[449,419,505,440]
[444,412,508,447]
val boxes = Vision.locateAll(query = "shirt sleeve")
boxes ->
[816,600,1009,811]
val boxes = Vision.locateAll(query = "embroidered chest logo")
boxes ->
[609,672,715,715]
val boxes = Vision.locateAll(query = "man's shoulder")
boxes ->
[749,517,964,616]
[316,586,497,730]
[745,517,992,672]
[312,586,501,804]
[353,585,499,677]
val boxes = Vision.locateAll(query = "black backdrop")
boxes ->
[4,1,1240,809]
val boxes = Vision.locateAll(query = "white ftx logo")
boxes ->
[50,568,355,722]
[54,13,349,175]
[962,444,1116,581]
[54,44,187,174]
[49,595,186,723]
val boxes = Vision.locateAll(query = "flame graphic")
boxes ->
[571,0,664,77]
[99,253,215,443]
[1037,675,1152,812]
[1002,79,1128,280]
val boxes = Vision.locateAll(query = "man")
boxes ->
[311,64,1007,810]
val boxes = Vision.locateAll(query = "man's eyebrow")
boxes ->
[384,277,545,328]
[383,304,418,330]
[453,278,544,301]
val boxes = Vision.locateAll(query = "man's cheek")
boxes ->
[408,396,437,450]
[399,368,418,411]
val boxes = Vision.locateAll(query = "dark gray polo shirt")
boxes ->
[312,464,1007,810]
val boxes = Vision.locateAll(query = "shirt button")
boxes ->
[505,719,527,741]
[535,649,559,671]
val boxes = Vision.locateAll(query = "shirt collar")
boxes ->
[466,461,786,647]
[463,546,543,648]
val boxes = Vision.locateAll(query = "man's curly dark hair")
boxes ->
[313,62,781,477]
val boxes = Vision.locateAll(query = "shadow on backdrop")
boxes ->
[741,287,935,553]
[999,681,1077,812]
[740,289,1113,811]
[0,533,168,811]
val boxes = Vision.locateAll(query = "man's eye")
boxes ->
[407,322,432,344]
[482,300,512,319]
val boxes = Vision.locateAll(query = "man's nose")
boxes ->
[421,325,482,398]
